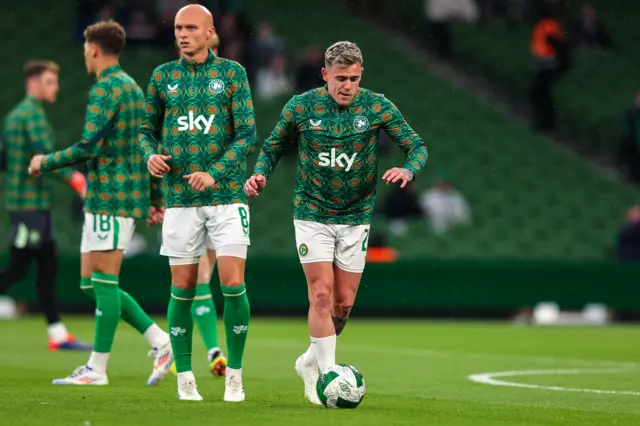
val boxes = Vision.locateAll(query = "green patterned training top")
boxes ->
[41,64,160,218]
[2,96,75,211]
[254,86,428,225]
[139,50,256,208]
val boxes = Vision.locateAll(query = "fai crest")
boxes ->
[209,79,225,94]
[353,115,369,132]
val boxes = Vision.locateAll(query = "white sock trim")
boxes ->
[226,367,242,376]
[310,334,336,374]
[143,324,170,349]
[87,352,110,375]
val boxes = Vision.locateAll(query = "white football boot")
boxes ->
[177,371,203,401]
[224,368,245,402]
[52,365,108,385]
[146,342,174,386]
[295,354,322,405]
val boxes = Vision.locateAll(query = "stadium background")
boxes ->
[1,0,640,319]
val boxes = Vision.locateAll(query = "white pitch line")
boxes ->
[468,368,640,396]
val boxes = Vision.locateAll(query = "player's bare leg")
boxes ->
[331,266,362,336]
[296,261,335,405]
[169,262,202,400]
[217,253,250,402]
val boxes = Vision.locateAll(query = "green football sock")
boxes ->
[222,283,250,369]
[168,286,196,373]
[91,272,121,353]
[119,289,154,335]
[192,283,219,351]
[81,277,153,335]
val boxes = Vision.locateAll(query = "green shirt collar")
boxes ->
[98,64,122,79]
[180,49,216,68]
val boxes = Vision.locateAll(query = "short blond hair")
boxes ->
[325,41,363,67]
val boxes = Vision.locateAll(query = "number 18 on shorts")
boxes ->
[294,219,370,273]
[160,204,251,261]
[81,212,136,253]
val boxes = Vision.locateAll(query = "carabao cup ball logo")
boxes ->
[209,79,225,94]
[353,116,369,132]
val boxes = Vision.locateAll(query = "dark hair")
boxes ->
[23,60,59,79]
[84,20,127,56]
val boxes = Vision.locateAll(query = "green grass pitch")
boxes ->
[1,317,640,425]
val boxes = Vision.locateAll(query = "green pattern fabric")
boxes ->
[139,51,257,208]
[2,96,75,211]
[40,64,160,218]
[254,87,427,225]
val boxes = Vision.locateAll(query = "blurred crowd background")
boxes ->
[2,0,640,264]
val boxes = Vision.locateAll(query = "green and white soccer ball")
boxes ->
[316,364,366,408]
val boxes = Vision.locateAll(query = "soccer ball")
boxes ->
[316,364,366,408]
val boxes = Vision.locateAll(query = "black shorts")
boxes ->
[9,210,53,250]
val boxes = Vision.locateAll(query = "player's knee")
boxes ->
[334,302,353,317]
[172,276,196,290]
[169,262,199,289]
[311,291,331,314]
[220,276,243,287]
[333,286,357,305]
[309,281,332,314]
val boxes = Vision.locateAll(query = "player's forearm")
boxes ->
[139,132,159,164]
[46,110,119,170]
[252,143,282,180]
[41,142,97,171]
[208,126,256,181]
[140,75,164,164]
[149,176,164,208]
[401,142,428,175]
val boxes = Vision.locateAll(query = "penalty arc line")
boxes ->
[468,368,640,396]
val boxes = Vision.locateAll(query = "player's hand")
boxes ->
[244,174,266,197]
[148,154,172,178]
[184,172,215,192]
[28,155,44,177]
[147,206,165,226]
[382,167,414,188]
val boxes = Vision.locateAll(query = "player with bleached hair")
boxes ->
[140,4,255,402]
[245,41,428,405]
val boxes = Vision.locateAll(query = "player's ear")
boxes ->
[321,68,328,82]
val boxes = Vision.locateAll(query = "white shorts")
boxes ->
[80,212,136,253]
[160,204,250,263]
[293,219,370,273]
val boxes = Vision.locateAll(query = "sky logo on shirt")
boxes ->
[318,148,357,172]
[177,111,215,134]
